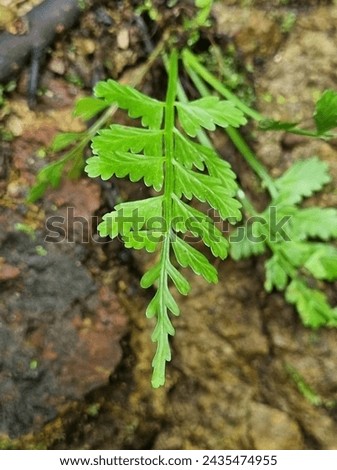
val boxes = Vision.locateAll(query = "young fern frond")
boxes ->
[230,157,337,328]
[85,50,245,387]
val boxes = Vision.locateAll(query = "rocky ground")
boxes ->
[0,0,337,450]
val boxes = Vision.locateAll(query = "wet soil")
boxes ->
[0,0,337,450]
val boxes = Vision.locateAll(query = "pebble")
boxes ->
[6,115,24,137]
[117,28,129,50]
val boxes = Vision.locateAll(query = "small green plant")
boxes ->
[182,51,337,328]
[230,157,337,327]
[85,50,245,387]
[286,363,336,408]
[28,0,337,387]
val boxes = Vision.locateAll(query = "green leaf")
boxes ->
[319,257,337,281]
[146,284,179,319]
[172,236,218,283]
[258,119,299,132]
[304,245,337,281]
[172,195,229,259]
[145,279,177,388]
[140,263,161,288]
[196,0,211,7]
[273,157,331,205]
[176,96,247,137]
[141,248,189,295]
[198,145,238,191]
[94,79,164,129]
[151,322,172,388]
[290,207,337,241]
[123,230,162,252]
[85,151,164,191]
[264,255,288,292]
[279,241,317,267]
[145,276,179,388]
[27,181,49,203]
[314,89,337,135]
[145,276,180,318]
[261,205,293,243]
[51,132,84,152]
[229,222,267,260]
[163,286,180,316]
[167,263,191,295]
[145,290,160,319]
[68,152,85,179]
[174,131,238,192]
[174,130,205,170]
[285,279,337,328]
[27,160,65,202]
[73,97,109,120]
[98,196,163,239]
[174,163,242,221]
[95,125,163,156]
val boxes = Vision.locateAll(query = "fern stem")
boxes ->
[184,63,278,199]
[151,49,179,388]
[182,48,263,122]
[225,127,278,199]
[163,49,178,227]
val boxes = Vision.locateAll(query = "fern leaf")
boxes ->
[174,130,205,170]
[175,163,242,220]
[290,207,337,241]
[172,236,218,283]
[51,132,84,152]
[98,196,163,239]
[140,262,162,288]
[304,245,337,281]
[123,230,163,252]
[176,96,247,137]
[141,257,191,295]
[94,125,163,155]
[74,97,109,120]
[273,157,331,205]
[94,79,164,129]
[314,89,337,135]
[27,160,66,202]
[174,130,238,191]
[167,263,191,295]
[279,241,317,267]
[144,260,178,388]
[198,145,238,191]
[150,306,173,388]
[285,280,337,328]
[172,195,229,259]
[229,223,267,260]
[85,151,164,191]
[86,50,247,387]
[264,255,288,292]
[258,119,299,132]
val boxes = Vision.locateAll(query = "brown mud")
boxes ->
[0,0,337,450]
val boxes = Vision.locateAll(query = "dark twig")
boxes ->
[0,0,82,103]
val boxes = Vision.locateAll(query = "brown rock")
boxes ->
[0,262,20,281]
[213,6,282,61]
[249,403,304,449]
